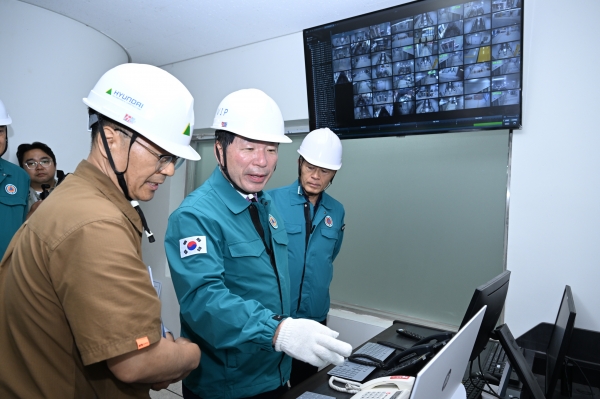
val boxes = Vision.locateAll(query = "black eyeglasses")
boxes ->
[116,129,184,172]
[24,159,53,169]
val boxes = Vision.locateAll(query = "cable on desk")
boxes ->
[564,356,595,398]
[475,355,503,399]
[328,376,361,394]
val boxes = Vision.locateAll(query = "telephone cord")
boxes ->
[328,376,361,394]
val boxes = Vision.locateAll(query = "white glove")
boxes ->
[274,318,352,368]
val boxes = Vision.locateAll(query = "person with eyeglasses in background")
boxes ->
[0,98,30,259]
[0,64,201,399]
[16,142,66,218]
[267,128,346,386]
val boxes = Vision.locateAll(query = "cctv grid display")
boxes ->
[304,0,523,137]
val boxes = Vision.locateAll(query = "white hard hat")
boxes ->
[0,99,12,126]
[211,88,291,143]
[297,128,342,170]
[83,63,200,160]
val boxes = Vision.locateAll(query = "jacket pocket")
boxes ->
[0,192,27,207]
[228,238,265,258]
[272,229,289,246]
[320,227,339,240]
[285,223,302,235]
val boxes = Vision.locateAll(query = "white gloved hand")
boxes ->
[274,318,353,368]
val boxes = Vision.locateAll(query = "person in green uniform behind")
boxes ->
[0,98,29,258]
[268,128,345,385]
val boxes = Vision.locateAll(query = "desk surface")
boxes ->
[281,321,589,399]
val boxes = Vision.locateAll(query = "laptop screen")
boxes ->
[410,305,486,399]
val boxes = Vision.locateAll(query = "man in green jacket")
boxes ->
[268,128,345,385]
[0,99,29,258]
[165,89,352,399]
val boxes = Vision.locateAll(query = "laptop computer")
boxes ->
[410,305,485,399]
[349,305,486,399]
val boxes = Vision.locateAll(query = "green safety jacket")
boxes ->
[165,167,291,399]
[268,180,345,322]
[0,158,29,258]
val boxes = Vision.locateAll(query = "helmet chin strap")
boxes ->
[0,131,6,157]
[91,113,155,243]
[130,200,155,243]
[215,141,253,196]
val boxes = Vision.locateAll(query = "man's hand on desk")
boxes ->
[274,318,353,368]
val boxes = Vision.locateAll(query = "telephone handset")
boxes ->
[371,337,452,379]
[383,332,453,370]
[382,343,436,370]
[349,376,415,398]
[349,342,435,369]
[411,332,454,347]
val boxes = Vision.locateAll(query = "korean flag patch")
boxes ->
[179,236,207,258]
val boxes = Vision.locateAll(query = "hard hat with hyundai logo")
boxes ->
[211,88,292,143]
[83,63,200,160]
[298,128,342,170]
[0,99,12,126]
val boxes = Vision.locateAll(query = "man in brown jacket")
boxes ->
[0,64,201,398]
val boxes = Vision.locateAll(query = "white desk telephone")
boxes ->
[329,375,415,399]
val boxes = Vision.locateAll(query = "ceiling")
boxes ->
[20,0,410,66]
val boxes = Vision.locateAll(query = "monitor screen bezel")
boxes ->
[303,0,524,139]
[545,285,576,399]
[496,323,547,399]
[459,270,511,362]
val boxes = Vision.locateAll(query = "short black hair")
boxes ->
[215,130,236,149]
[214,130,236,165]
[88,108,132,148]
[17,142,57,168]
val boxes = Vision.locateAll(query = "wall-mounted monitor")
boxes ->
[303,0,523,139]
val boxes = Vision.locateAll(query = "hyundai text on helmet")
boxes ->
[211,88,292,144]
[83,63,200,161]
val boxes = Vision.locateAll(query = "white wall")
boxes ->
[0,0,127,172]
[157,0,600,339]
[161,33,309,129]
[505,0,600,336]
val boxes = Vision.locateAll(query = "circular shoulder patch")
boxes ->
[268,214,278,229]
[325,215,333,227]
[5,184,17,195]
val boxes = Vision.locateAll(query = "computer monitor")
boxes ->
[545,285,576,399]
[302,0,524,139]
[459,270,511,361]
[496,323,546,399]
